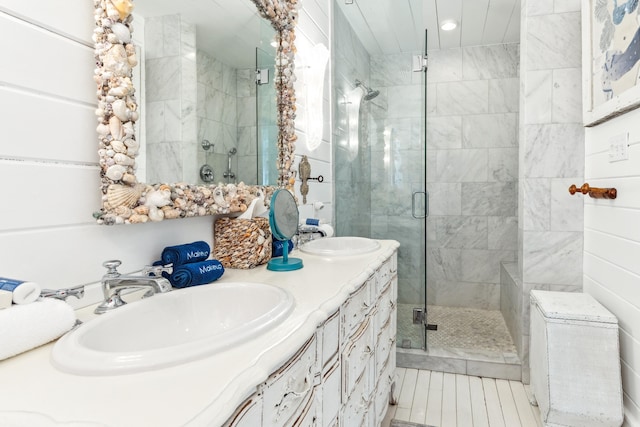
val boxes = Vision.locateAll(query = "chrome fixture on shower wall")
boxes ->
[223,148,237,182]
[355,79,379,101]
[200,139,215,183]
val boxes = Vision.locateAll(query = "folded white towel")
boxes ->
[0,299,76,361]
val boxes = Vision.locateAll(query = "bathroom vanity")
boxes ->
[0,240,398,427]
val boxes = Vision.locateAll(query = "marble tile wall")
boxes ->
[145,14,258,186]
[418,44,520,310]
[515,0,584,383]
[144,15,197,184]
[196,51,256,184]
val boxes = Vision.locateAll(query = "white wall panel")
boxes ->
[584,253,640,311]
[584,230,640,278]
[0,12,94,104]
[0,0,93,45]
[586,151,640,180]
[585,205,640,242]
[585,98,640,423]
[0,161,101,231]
[0,86,97,163]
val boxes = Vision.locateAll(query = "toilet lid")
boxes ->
[530,290,618,324]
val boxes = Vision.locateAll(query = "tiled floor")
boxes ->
[382,368,543,427]
[397,305,516,355]
[425,306,517,354]
[396,305,521,381]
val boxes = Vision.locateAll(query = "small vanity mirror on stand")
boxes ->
[268,189,303,271]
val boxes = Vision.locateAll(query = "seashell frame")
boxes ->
[93,0,298,225]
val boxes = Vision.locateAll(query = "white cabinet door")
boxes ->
[262,335,318,427]
[223,393,262,427]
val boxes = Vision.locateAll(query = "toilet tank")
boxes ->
[529,290,623,427]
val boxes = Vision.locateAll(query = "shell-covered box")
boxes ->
[214,217,272,269]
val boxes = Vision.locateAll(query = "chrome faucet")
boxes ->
[295,225,327,246]
[41,285,85,301]
[95,260,172,314]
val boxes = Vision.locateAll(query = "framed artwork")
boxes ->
[582,0,640,126]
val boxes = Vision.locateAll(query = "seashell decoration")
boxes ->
[110,0,134,20]
[94,0,296,225]
[106,183,145,209]
[250,0,299,191]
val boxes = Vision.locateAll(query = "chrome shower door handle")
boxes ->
[412,191,429,219]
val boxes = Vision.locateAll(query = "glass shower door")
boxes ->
[256,46,278,185]
[373,48,428,350]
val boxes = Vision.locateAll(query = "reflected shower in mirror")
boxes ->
[133,0,278,186]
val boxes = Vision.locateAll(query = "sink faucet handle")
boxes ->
[41,285,85,301]
[102,260,122,277]
[142,264,173,277]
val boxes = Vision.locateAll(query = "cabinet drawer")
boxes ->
[341,281,371,340]
[262,335,317,426]
[320,309,340,369]
[290,386,319,427]
[375,318,393,379]
[374,372,392,425]
[340,369,370,427]
[223,393,262,427]
[322,360,341,427]
[377,258,393,294]
[374,285,393,337]
[341,317,373,401]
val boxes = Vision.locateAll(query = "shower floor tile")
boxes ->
[397,304,517,355]
[427,305,517,355]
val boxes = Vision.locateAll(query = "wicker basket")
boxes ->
[213,217,272,269]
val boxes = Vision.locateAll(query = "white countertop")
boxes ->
[0,240,399,427]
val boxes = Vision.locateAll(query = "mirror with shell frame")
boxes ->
[93,0,299,225]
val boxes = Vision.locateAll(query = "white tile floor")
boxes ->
[382,368,543,427]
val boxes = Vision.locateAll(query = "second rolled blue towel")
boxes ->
[161,241,210,266]
[169,260,224,288]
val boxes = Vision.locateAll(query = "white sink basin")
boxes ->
[52,282,294,375]
[300,236,381,256]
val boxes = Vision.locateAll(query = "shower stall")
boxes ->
[333,1,521,378]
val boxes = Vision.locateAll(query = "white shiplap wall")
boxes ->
[584,109,640,426]
[0,0,331,308]
[294,0,333,223]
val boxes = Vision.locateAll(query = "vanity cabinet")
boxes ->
[223,252,397,427]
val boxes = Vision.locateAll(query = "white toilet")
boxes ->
[529,290,623,427]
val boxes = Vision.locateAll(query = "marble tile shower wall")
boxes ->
[370,44,520,309]
[508,1,583,383]
[333,4,372,238]
[196,50,257,184]
[144,15,197,184]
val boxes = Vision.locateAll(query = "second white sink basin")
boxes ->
[52,282,294,375]
[300,236,381,256]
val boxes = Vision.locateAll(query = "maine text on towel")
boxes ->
[200,264,223,274]
[187,250,209,260]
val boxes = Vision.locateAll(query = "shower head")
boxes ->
[363,89,380,101]
[228,148,237,156]
[355,79,379,101]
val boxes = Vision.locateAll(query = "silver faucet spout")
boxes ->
[296,225,327,246]
[95,260,172,314]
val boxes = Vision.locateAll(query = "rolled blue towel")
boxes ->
[169,260,224,288]
[272,240,294,257]
[161,241,210,266]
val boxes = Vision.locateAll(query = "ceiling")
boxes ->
[337,0,521,54]
[134,0,269,69]
[132,0,521,68]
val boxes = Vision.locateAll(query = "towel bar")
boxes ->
[568,183,617,199]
